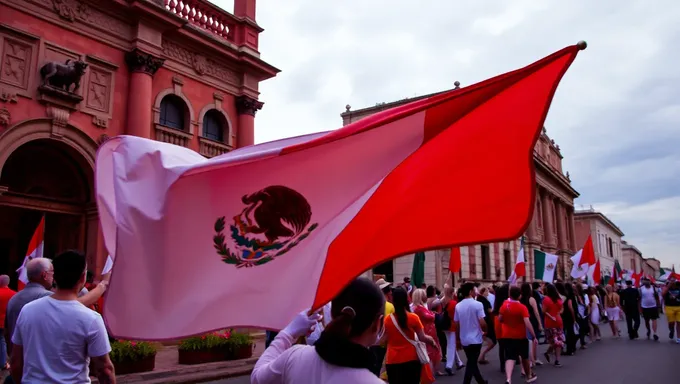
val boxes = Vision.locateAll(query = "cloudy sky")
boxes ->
[217,0,679,267]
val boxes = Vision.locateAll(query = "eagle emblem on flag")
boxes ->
[213,185,318,268]
[546,263,555,271]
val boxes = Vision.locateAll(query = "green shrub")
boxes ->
[109,341,157,363]
[178,331,232,351]
[177,330,253,351]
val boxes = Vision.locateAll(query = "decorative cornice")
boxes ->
[235,95,263,116]
[161,40,240,85]
[125,49,165,76]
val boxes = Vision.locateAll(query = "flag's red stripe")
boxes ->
[26,217,44,255]
[449,247,462,273]
[578,234,595,266]
[312,46,581,309]
[281,45,582,156]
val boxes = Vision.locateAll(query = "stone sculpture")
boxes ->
[40,59,88,93]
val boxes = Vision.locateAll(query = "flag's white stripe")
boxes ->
[102,255,114,275]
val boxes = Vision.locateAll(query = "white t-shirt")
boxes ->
[487,293,496,309]
[12,296,111,383]
[453,298,485,346]
[640,286,658,309]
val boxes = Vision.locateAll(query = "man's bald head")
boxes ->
[26,258,53,286]
[0,275,9,287]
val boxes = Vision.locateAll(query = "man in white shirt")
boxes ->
[454,282,488,384]
[10,250,115,384]
[639,278,660,341]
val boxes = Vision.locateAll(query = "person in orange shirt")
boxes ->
[499,286,538,384]
[0,274,17,370]
[384,286,437,384]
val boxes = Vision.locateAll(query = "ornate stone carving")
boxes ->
[161,40,240,85]
[52,0,80,21]
[40,59,88,93]
[0,107,10,127]
[235,95,263,116]
[46,105,70,128]
[92,115,108,129]
[1,38,33,89]
[85,68,111,113]
[125,49,164,75]
[0,89,18,103]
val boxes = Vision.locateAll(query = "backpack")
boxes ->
[436,302,453,330]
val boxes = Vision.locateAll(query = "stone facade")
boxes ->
[621,241,644,273]
[342,88,580,286]
[644,258,661,278]
[0,0,278,285]
[574,209,624,278]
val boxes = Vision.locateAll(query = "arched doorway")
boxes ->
[0,137,95,289]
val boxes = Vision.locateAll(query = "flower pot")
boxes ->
[233,344,253,360]
[178,348,229,365]
[113,354,156,375]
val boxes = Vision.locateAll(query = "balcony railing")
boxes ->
[155,125,192,148]
[165,0,236,42]
[199,137,232,158]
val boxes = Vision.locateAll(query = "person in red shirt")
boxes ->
[542,283,566,367]
[499,286,538,383]
[0,274,17,370]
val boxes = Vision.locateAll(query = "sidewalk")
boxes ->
[92,336,266,384]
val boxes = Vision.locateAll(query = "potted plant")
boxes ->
[109,340,157,375]
[178,331,232,365]
[227,332,254,360]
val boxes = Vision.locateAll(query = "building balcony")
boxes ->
[155,125,192,147]
[164,0,238,43]
[199,137,232,158]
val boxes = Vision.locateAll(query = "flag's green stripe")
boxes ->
[534,250,546,279]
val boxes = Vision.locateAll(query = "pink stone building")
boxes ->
[621,241,644,273]
[342,85,580,285]
[574,209,624,278]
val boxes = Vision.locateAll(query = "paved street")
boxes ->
[208,317,677,383]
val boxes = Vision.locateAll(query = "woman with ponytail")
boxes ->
[383,286,438,384]
[251,278,386,384]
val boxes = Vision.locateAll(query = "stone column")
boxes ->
[555,201,567,250]
[567,208,576,251]
[125,49,164,139]
[236,95,263,147]
[541,191,555,248]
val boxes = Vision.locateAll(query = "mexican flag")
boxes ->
[95,44,585,340]
[533,250,558,282]
[659,267,671,281]
[570,249,589,279]
[607,260,622,286]
[17,216,45,290]
[508,238,526,284]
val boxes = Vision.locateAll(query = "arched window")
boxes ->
[159,95,186,130]
[202,109,227,142]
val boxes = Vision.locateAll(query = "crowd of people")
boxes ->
[0,251,115,383]
[253,275,680,384]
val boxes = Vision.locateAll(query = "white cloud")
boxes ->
[596,197,680,266]
[212,0,680,266]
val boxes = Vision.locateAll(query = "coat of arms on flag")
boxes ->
[213,185,319,268]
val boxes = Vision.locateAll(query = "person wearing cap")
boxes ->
[369,278,394,377]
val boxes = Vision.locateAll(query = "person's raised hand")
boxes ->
[281,310,322,339]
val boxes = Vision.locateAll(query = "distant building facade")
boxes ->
[341,86,580,286]
[574,209,624,279]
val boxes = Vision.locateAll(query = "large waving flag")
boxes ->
[17,216,45,290]
[97,43,585,340]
